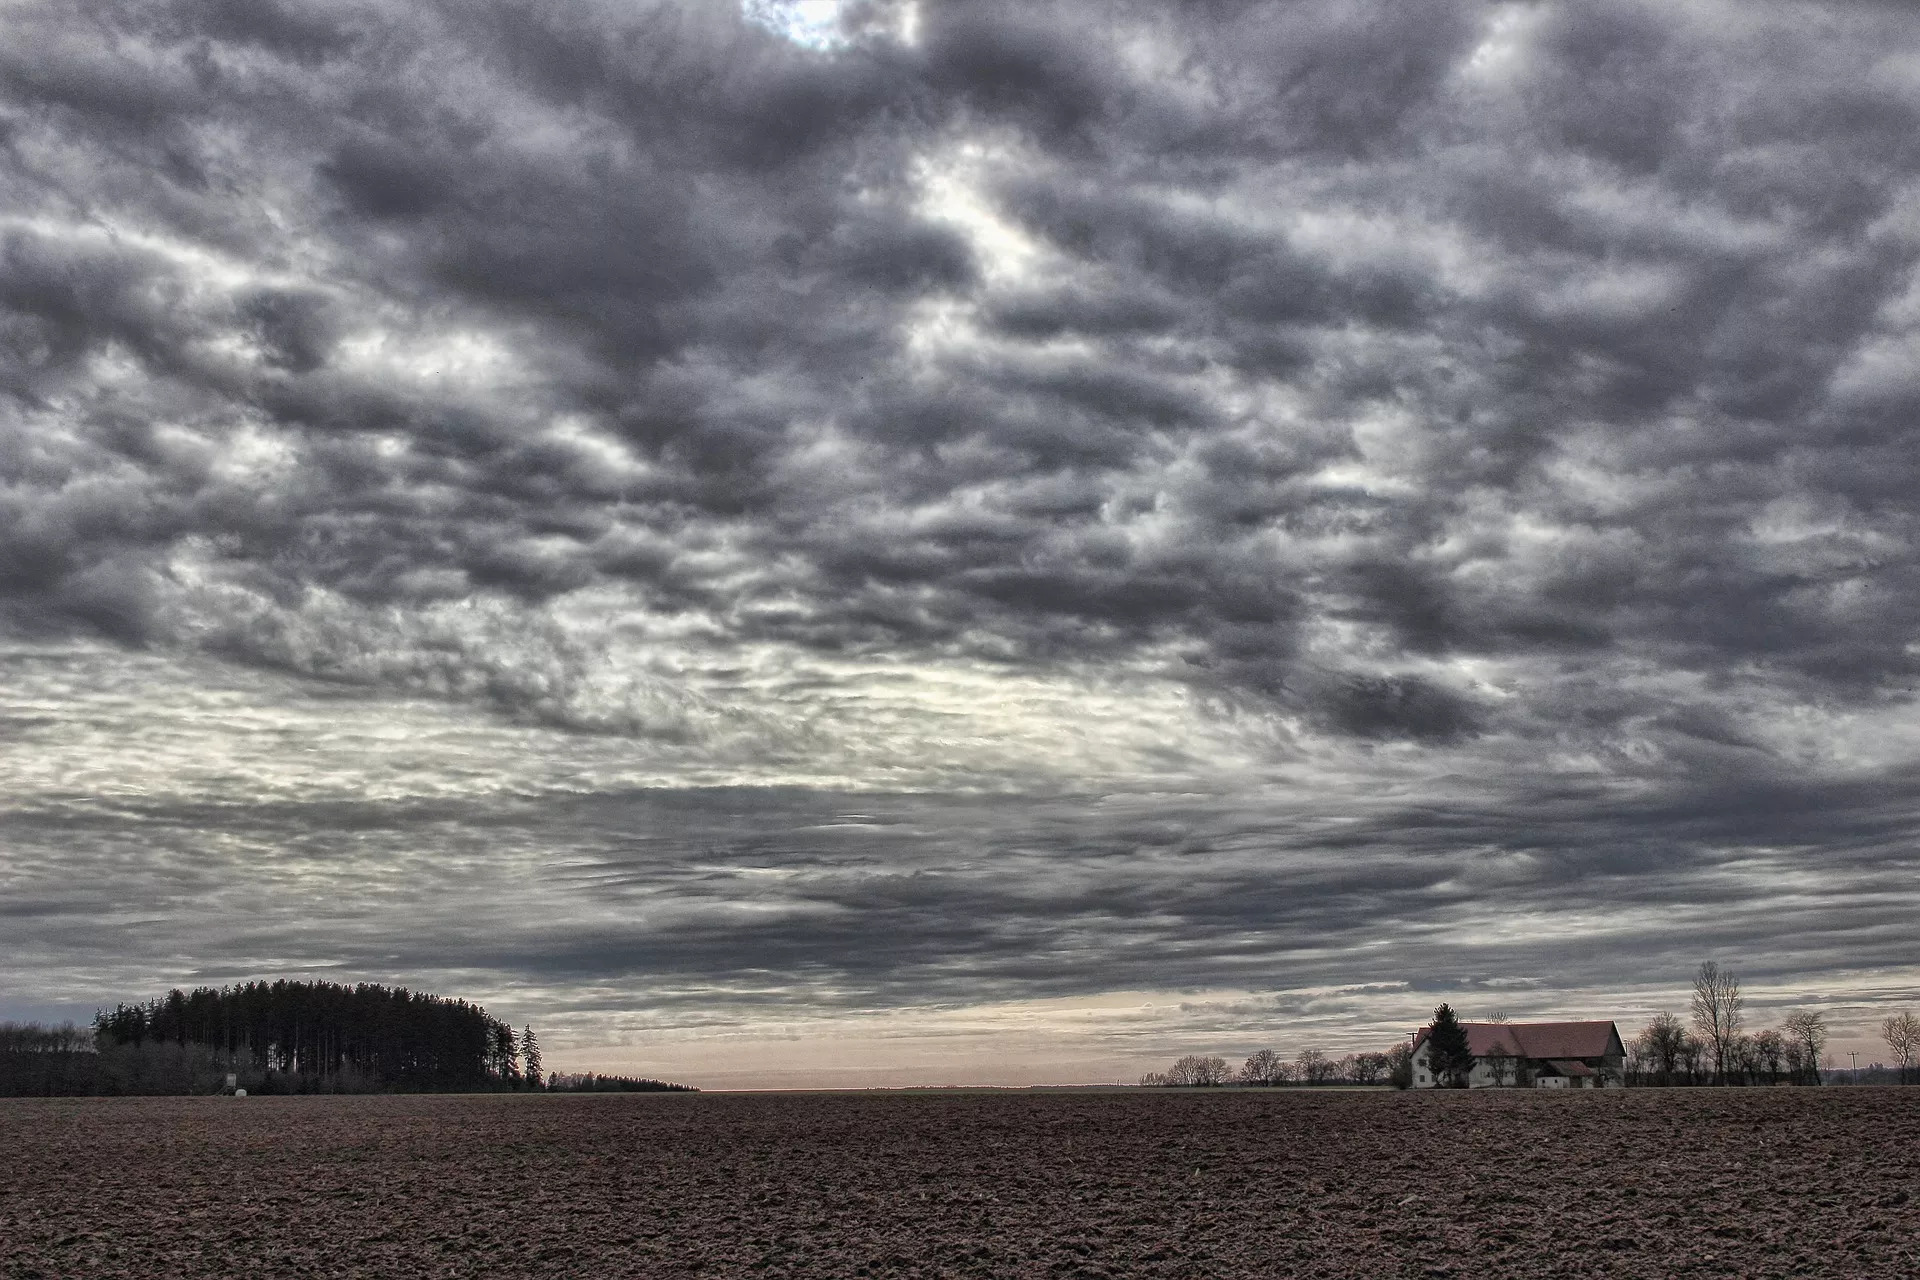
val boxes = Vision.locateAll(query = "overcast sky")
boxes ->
[4,0,1919,1086]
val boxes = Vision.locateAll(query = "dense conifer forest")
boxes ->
[1,980,540,1096]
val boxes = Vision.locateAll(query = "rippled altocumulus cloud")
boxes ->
[3,0,1919,1079]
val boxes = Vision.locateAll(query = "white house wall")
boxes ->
[1410,1041,1621,1088]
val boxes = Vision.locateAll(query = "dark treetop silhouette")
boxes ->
[93,980,527,1092]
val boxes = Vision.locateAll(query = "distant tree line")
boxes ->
[1628,963,1916,1087]
[1141,1044,1410,1088]
[0,1022,105,1097]
[544,1072,698,1093]
[1139,963,1920,1093]
[1,981,547,1096]
[1825,1064,1915,1086]
[0,1019,246,1097]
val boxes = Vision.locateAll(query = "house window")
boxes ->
[1417,1073,1427,1082]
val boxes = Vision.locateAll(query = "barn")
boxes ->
[1409,1020,1626,1088]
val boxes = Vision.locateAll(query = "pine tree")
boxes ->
[520,1026,542,1089]
[491,1022,520,1086]
[1427,1003,1473,1088]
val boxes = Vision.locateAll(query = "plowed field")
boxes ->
[3,1088,1915,1278]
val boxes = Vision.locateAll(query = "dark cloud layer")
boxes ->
[4,0,1920,1074]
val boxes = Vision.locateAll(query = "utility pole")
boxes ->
[1848,1050,1859,1077]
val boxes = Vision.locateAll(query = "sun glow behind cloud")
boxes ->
[742,0,850,49]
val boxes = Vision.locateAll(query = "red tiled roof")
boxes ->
[1411,1020,1620,1060]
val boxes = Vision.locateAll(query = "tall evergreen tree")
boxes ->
[491,1022,520,1086]
[520,1026,542,1089]
[1427,1003,1473,1088]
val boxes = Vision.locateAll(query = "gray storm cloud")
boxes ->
[3,0,1919,1073]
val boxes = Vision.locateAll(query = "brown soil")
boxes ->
[2,1087,1915,1278]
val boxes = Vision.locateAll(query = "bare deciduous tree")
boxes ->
[1781,1038,1807,1084]
[1240,1048,1282,1086]
[1678,1031,1707,1085]
[1751,1029,1786,1085]
[1348,1052,1389,1085]
[1481,1035,1517,1087]
[1296,1047,1335,1084]
[1690,962,1745,1085]
[0,1022,94,1054]
[1163,1054,1231,1086]
[1884,1011,1920,1085]
[1726,1033,1759,1086]
[1386,1043,1414,1090]
[1631,1013,1689,1086]
[1782,1011,1827,1086]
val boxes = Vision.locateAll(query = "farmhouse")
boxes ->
[1409,1020,1626,1089]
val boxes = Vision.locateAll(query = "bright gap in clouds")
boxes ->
[742,0,847,49]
